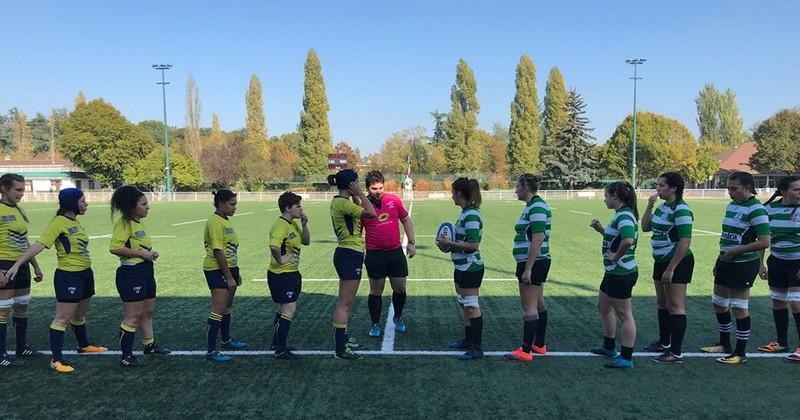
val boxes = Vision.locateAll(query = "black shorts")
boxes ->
[652,253,695,284]
[267,271,302,303]
[516,259,551,285]
[454,268,484,289]
[365,248,408,279]
[334,248,363,281]
[714,259,760,289]
[204,267,242,290]
[600,272,638,299]
[54,268,95,303]
[767,255,800,289]
[0,260,30,290]
[116,261,157,302]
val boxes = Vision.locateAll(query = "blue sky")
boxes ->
[2,1,798,154]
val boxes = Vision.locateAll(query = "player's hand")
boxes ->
[151,251,160,261]
[0,269,8,287]
[34,266,44,283]
[604,251,618,262]
[406,243,416,258]
[280,255,296,265]
[648,193,659,206]
[300,211,308,226]
[759,264,768,280]
[520,269,532,284]
[590,219,603,233]
[1,266,19,286]
[720,250,735,263]
[141,250,157,262]
[226,277,237,290]
[661,268,674,284]
[348,182,363,196]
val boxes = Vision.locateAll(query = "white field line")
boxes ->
[381,304,396,352]
[171,211,258,226]
[569,210,592,215]
[49,350,790,358]
[253,278,514,282]
[89,234,111,239]
[693,229,720,235]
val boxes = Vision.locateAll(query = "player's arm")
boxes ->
[110,222,155,261]
[400,215,416,257]
[300,220,310,246]
[25,238,43,280]
[270,246,295,265]
[349,182,376,219]
[641,194,658,232]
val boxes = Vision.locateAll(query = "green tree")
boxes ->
[444,59,481,173]
[60,99,154,185]
[718,89,747,146]
[542,67,569,143]
[210,112,222,138]
[542,90,598,189]
[508,54,541,175]
[687,144,720,184]
[75,91,87,109]
[430,111,448,145]
[242,74,270,186]
[184,73,203,160]
[28,112,52,156]
[750,109,800,174]
[695,84,747,147]
[298,49,332,178]
[124,147,203,191]
[601,112,699,186]
[10,109,33,158]
[491,122,509,145]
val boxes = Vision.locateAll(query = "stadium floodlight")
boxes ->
[625,58,645,188]
[152,64,173,199]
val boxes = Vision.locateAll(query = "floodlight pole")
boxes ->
[153,64,173,199]
[625,58,645,188]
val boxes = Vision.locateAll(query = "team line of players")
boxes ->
[1,169,799,371]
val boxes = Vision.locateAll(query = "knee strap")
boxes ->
[0,298,13,309]
[456,294,465,305]
[788,292,800,303]
[463,295,480,308]
[730,298,749,309]
[770,289,789,302]
[13,294,31,305]
[711,294,730,307]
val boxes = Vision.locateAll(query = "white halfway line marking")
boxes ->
[47,350,790,358]
[172,211,257,226]
[569,210,592,215]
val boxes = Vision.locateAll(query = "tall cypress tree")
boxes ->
[508,54,541,175]
[298,49,332,178]
[444,58,480,173]
[542,67,568,143]
[543,89,597,189]
[211,112,222,137]
[695,84,721,145]
[245,74,267,147]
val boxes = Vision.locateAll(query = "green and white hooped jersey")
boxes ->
[649,200,693,262]
[602,207,638,274]
[719,197,770,262]
[766,201,800,260]
[452,207,483,272]
[513,196,551,262]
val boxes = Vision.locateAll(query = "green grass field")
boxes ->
[3,198,797,419]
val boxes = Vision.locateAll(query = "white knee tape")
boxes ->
[770,290,789,302]
[456,294,465,305]
[0,298,13,309]
[13,294,31,305]
[711,294,730,307]
[463,295,480,308]
[730,298,749,309]
[788,292,800,302]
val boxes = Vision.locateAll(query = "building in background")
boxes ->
[0,158,99,192]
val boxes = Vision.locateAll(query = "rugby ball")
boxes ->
[436,222,455,252]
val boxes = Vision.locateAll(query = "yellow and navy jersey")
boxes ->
[204,213,239,271]
[0,202,30,260]
[110,218,152,265]
[37,215,91,272]
[269,217,303,274]
[330,196,365,252]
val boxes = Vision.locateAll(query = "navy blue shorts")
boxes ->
[0,260,30,290]
[54,268,95,303]
[767,255,800,289]
[515,259,551,285]
[714,259,759,289]
[600,272,638,299]
[204,266,242,290]
[333,248,363,281]
[116,261,157,302]
[652,253,695,284]
[267,271,302,303]
[454,268,484,289]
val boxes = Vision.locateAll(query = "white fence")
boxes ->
[20,189,774,203]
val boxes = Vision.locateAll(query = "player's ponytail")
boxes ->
[327,174,337,186]
[765,175,800,205]
[606,181,639,220]
[452,177,482,209]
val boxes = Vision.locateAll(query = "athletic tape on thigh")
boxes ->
[456,294,465,305]
[463,295,480,308]
[13,294,31,305]
[770,289,789,302]
[711,294,730,307]
[0,298,13,309]
[788,292,800,302]
[729,298,749,309]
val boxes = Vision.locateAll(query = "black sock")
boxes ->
[463,325,473,345]
[392,292,407,319]
[0,317,7,356]
[669,314,687,356]
[119,324,136,357]
[716,311,732,349]
[658,308,671,346]
[271,312,280,346]
[275,314,293,353]
[534,310,548,347]
[70,320,89,348]
[334,325,347,354]
[603,336,616,351]
[49,324,65,362]
[522,314,539,352]
[620,346,634,361]
[220,313,231,342]
[773,308,789,346]
[207,312,222,353]
[368,294,382,324]
[794,312,800,342]
[470,316,483,350]
[12,316,28,352]
[734,316,751,356]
